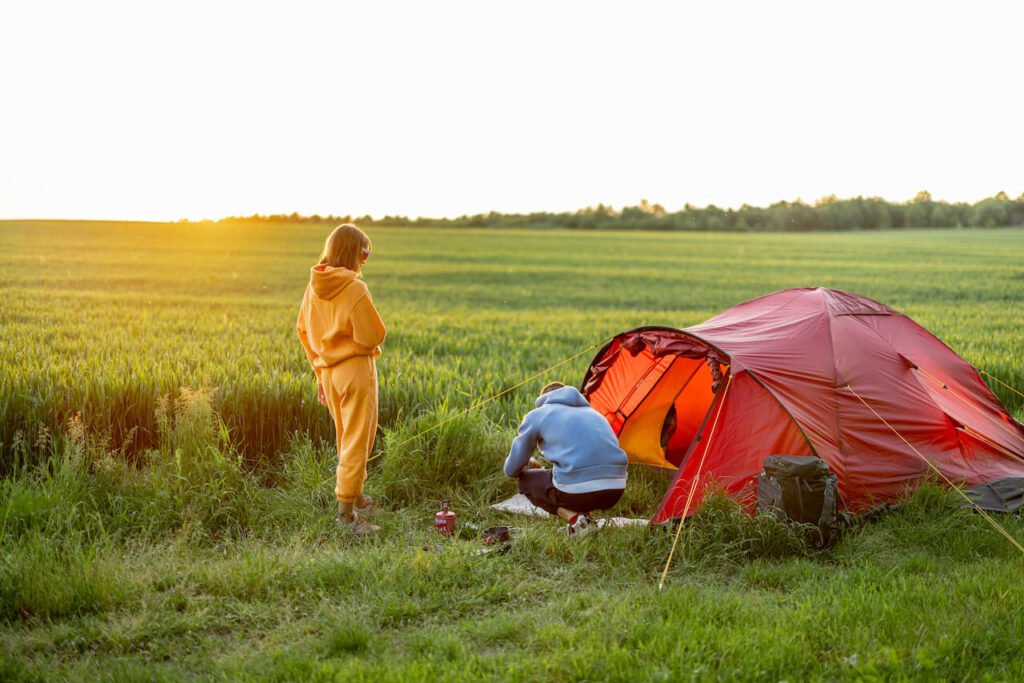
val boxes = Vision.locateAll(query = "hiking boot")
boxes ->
[562,515,596,539]
[335,511,380,534]
[355,496,379,517]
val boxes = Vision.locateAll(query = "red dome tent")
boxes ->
[581,288,1024,523]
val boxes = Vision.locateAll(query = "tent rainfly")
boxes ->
[581,288,1024,523]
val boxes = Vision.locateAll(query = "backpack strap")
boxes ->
[818,473,839,541]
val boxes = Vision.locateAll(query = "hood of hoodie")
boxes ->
[534,385,590,409]
[310,264,358,300]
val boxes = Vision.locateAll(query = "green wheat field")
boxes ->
[2,219,1023,680]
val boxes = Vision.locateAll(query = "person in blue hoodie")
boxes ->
[504,381,629,537]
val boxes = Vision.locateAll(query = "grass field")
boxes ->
[2,220,1024,680]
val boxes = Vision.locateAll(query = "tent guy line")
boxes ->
[981,369,1024,401]
[959,426,1023,463]
[844,382,1024,556]
[364,340,609,464]
[913,366,1024,448]
[658,379,1024,591]
[659,373,734,591]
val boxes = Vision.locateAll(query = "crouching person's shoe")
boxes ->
[335,512,380,535]
[562,514,597,539]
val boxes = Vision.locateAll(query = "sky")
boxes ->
[1,1,1022,222]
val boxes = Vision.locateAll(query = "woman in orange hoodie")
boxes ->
[297,224,387,533]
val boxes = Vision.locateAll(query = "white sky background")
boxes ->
[1,1,1021,221]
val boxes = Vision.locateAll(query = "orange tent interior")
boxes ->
[587,343,725,470]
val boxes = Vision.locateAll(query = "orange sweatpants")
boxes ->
[321,355,378,503]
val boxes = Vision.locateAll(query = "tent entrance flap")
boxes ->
[597,354,723,470]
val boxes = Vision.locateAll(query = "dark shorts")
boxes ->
[517,469,624,516]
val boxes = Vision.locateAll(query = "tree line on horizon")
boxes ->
[206,191,1024,232]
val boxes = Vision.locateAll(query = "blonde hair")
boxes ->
[319,224,371,273]
[540,381,566,395]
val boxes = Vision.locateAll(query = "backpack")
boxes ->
[757,455,842,548]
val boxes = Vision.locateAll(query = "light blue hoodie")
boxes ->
[504,386,628,491]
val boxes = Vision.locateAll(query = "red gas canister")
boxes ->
[435,499,455,536]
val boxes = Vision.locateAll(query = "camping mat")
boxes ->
[490,494,648,528]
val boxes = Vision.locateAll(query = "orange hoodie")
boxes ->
[296,265,386,381]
